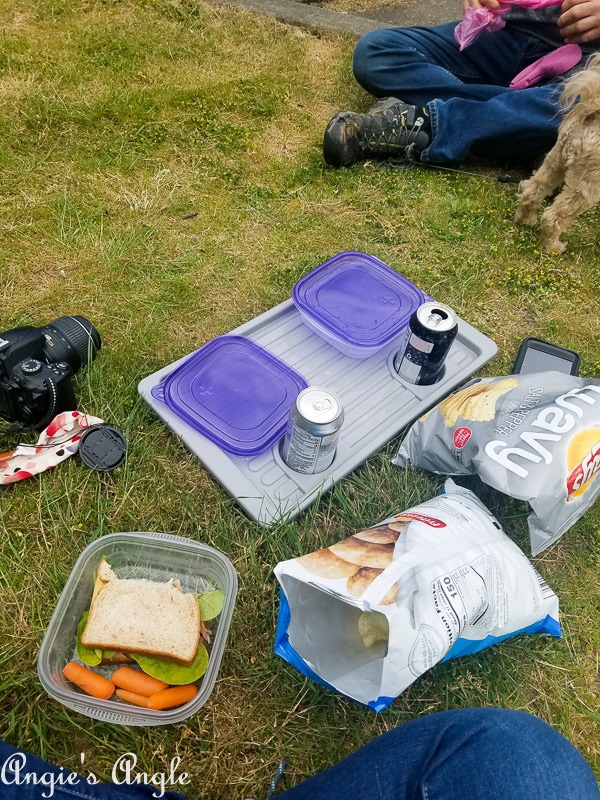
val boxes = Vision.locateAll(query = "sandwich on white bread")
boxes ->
[81,561,201,665]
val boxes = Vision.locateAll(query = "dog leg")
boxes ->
[514,143,567,226]
[540,182,600,253]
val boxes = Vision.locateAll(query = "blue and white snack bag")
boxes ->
[274,481,560,711]
[393,373,600,555]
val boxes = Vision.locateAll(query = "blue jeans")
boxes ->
[0,709,598,799]
[280,708,600,800]
[352,23,566,163]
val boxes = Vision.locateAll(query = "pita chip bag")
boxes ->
[274,481,559,710]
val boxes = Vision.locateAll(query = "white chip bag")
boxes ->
[274,481,560,710]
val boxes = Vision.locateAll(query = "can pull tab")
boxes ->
[427,309,449,328]
[312,398,333,412]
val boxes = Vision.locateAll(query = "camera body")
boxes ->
[0,358,76,428]
[0,316,101,432]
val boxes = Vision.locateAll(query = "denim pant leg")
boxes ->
[425,83,562,163]
[278,708,600,800]
[352,24,562,164]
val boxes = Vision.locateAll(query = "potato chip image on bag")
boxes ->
[394,372,600,555]
[273,481,560,710]
[438,377,518,427]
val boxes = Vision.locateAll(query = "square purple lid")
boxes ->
[292,252,425,351]
[154,335,308,456]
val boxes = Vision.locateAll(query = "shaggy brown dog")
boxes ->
[514,53,600,253]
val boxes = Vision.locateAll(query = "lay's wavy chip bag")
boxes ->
[393,372,600,555]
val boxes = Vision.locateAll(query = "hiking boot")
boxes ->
[323,97,431,168]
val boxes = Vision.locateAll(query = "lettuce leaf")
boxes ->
[198,589,225,621]
[131,644,209,684]
[76,612,102,666]
[76,612,116,666]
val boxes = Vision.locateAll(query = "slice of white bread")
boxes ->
[81,564,201,664]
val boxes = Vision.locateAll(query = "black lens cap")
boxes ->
[79,425,126,472]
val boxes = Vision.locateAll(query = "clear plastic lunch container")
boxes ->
[292,252,426,359]
[37,531,237,726]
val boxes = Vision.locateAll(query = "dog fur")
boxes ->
[514,53,600,253]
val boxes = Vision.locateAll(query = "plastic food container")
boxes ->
[151,335,308,456]
[37,532,237,726]
[292,252,426,359]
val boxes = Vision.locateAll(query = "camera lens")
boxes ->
[41,316,101,372]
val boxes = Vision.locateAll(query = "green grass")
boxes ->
[1,0,600,797]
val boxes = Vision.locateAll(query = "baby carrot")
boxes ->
[115,688,151,708]
[147,684,198,710]
[63,661,115,700]
[111,666,169,696]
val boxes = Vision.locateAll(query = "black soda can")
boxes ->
[393,302,458,385]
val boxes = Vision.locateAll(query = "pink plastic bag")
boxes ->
[509,43,582,87]
[455,0,561,50]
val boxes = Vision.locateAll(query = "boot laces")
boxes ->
[362,107,425,155]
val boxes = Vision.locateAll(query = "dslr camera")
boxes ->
[0,316,101,432]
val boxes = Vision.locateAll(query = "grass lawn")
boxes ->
[1,1,599,798]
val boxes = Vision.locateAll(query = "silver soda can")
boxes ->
[281,387,344,474]
[393,302,458,385]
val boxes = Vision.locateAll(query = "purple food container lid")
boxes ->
[292,252,425,349]
[155,335,308,456]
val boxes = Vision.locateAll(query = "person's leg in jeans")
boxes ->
[278,707,600,800]
[352,23,549,101]
[2,709,597,799]
[324,23,562,166]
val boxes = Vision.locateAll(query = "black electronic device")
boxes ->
[513,337,580,376]
[0,316,101,433]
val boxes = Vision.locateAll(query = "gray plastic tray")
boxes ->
[138,298,497,525]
